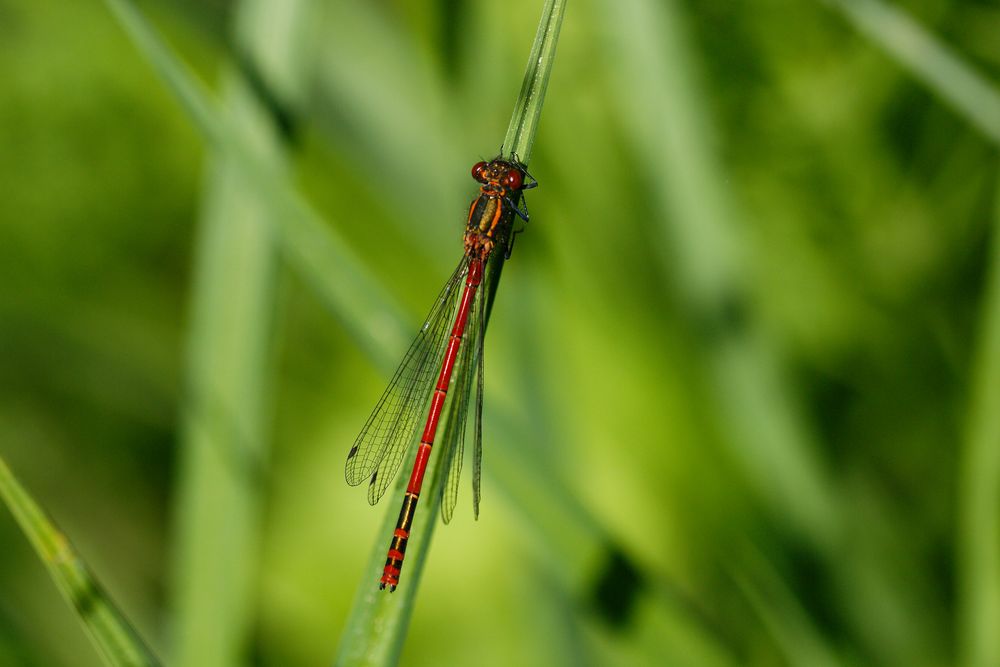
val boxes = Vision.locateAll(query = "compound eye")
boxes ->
[471,161,488,183]
[504,168,523,190]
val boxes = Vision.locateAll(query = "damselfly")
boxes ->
[346,157,536,591]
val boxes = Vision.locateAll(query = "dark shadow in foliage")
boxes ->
[233,48,300,145]
[437,0,467,82]
[588,543,646,629]
[694,288,752,347]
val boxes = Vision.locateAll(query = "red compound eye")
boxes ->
[504,168,523,190]
[471,161,488,183]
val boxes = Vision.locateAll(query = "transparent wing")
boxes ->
[472,259,487,519]
[439,283,484,524]
[346,256,470,505]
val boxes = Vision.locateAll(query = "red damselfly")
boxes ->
[346,157,536,591]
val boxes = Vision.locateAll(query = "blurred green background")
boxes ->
[2,0,999,665]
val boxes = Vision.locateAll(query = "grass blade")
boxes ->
[103,0,222,146]
[823,0,1000,145]
[0,456,160,667]
[170,71,280,667]
[593,0,839,546]
[100,0,411,364]
[100,1,318,663]
[731,546,842,667]
[957,184,1000,667]
[817,3,1000,663]
[333,436,448,667]
[502,0,568,163]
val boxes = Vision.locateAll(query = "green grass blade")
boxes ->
[732,546,842,667]
[823,0,1000,145]
[100,0,411,365]
[593,0,839,546]
[99,1,327,664]
[816,4,1000,662]
[501,0,567,163]
[0,456,160,667]
[170,71,280,667]
[334,435,449,667]
[305,2,465,244]
[103,0,222,146]
[957,184,1000,667]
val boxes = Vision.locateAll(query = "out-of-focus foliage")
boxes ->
[1,0,998,666]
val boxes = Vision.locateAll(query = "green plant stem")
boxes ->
[817,2,1000,664]
[593,0,839,547]
[823,0,1000,145]
[334,437,447,667]
[731,546,842,667]
[0,456,160,667]
[170,71,280,667]
[102,0,410,364]
[502,0,567,163]
[958,183,1000,667]
[165,0,325,663]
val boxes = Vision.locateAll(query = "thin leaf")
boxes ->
[101,0,411,366]
[592,0,839,546]
[0,455,160,667]
[170,71,280,667]
[817,3,1000,663]
[957,183,1000,667]
[333,431,448,667]
[731,546,843,667]
[501,0,568,163]
[823,0,1000,145]
[103,0,222,146]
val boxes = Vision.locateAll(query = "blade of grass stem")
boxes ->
[957,183,1000,667]
[815,3,1000,663]
[170,71,280,667]
[501,0,567,163]
[333,432,449,667]
[165,0,323,663]
[593,0,839,547]
[104,0,222,147]
[101,0,412,364]
[0,456,160,667]
[731,547,842,667]
[596,2,942,658]
[305,1,465,253]
[822,0,1000,145]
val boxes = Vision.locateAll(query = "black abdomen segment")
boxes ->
[380,492,419,591]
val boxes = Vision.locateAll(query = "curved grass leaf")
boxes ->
[592,0,839,547]
[101,0,410,365]
[957,187,1000,667]
[501,0,567,164]
[819,2,1000,664]
[0,456,160,667]
[731,545,842,667]
[823,0,1000,145]
[170,71,280,667]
